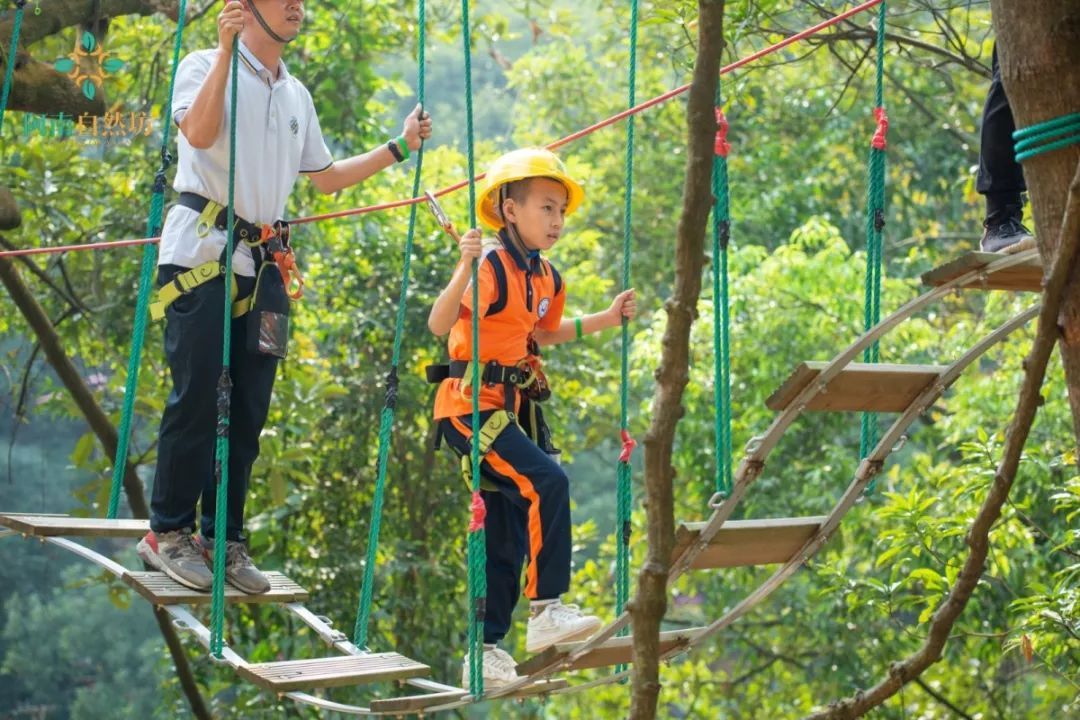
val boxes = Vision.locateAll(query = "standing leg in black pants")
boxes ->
[976,44,1034,252]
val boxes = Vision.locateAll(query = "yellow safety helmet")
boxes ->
[475,148,585,230]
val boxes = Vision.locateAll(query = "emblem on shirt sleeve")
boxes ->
[289,116,299,136]
[538,297,551,318]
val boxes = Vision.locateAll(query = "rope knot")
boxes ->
[871,106,889,150]
[468,490,486,533]
[618,429,637,463]
[714,107,731,157]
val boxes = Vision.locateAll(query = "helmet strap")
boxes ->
[247,0,294,44]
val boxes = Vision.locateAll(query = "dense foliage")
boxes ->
[1,1,1076,718]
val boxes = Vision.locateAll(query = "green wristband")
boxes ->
[574,317,583,340]
[395,135,410,161]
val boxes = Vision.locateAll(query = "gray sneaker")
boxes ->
[137,529,213,591]
[201,538,271,595]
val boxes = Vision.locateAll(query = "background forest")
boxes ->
[1,0,1077,718]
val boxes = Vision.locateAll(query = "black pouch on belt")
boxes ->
[247,261,290,358]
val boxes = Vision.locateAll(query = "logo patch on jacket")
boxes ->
[289,116,299,136]
[538,297,551,318]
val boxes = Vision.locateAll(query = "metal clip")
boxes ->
[744,435,763,454]
[707,491,727,509]
[891,435,908,453]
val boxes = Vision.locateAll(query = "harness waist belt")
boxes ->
[176,191,265,246]
[425,360,529,387]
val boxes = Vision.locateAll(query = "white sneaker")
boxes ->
[461,647,518,690]
[525,601,602,654]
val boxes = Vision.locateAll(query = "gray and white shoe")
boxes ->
[980,209,1036,254]
[201,538,271,595]
[137,528,213,591]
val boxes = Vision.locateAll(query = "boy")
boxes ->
[137,0,432,593]
[427,148,637,687]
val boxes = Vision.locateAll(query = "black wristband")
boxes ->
[387,139,404,163]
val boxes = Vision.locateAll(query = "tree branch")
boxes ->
[805,160,1080,719]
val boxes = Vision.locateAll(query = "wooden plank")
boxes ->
[0,513,149,538]
[516,628,703,676]
[921,250,1043,292]
[123,571,308,605]
[369,689,469,713]
[672,516,826,570]
[766,362,946,413]
[238,653,429,693]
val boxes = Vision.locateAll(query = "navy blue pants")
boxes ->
[977,45,1026,207]
[440,410,571,644]
[149,265,278,543]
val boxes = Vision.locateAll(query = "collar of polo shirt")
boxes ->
[237,41,289,85]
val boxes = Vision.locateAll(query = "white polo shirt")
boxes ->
[158,41,334,276]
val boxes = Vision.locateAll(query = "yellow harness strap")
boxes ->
[148,260,249,321]
[460,409,514,492]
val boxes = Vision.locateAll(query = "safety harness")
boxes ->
[150,192,303,322]
[427,231,563,491]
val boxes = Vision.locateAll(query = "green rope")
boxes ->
[461,0,485,697]
[860,1,887,493]
[1013,111,1080,162]
[107,0,191,519]
[209,41,240,659]
[712,85,732,499]
[353,0,425,650]
[0,0,26,134]
[615,0,638,632]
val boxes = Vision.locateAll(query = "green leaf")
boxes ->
[82,80,96,100]
[102,58,125,73]
[71,432,95,466]
[81,31,96,52]
[53,58,75,73]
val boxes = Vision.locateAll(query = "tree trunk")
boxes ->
[990,1,1080,446]
[628,2,724,718]
[0,252,212,720]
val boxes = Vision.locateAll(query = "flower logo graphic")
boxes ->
[54,31,124,100]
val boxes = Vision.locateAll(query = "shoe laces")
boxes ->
[162,529,205,562]
[224,540,255,569]
[485,648,517,675]
[547,602,586,621]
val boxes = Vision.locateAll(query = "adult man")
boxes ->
[137,0,432,593]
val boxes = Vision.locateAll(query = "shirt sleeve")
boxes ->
[171,52,212,126]
[299,89,334,174]
[537,267,566,331]
[460,255,499,318]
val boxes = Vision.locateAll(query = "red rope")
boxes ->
[618,429,637,464]
[714,107,731,157]
[871,106,889,150]
[467,490,486,533]
[0,0,884,259]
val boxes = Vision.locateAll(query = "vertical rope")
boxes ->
[0,0,26,134]
[860,1,887,492]
[712,86,733,498]
[108,0,191,519]
[209,41,240,658]
[353,0,425,649]
[615,0,639,645]
[461,0,486,697]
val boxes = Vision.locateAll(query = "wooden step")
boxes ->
[921,250,1043,292]
[672,516,826,570]
[0,513,149,538]
[123,571,308,605]
[766,362,946,413]
[516,628,703,676]
[238,652,429,692]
